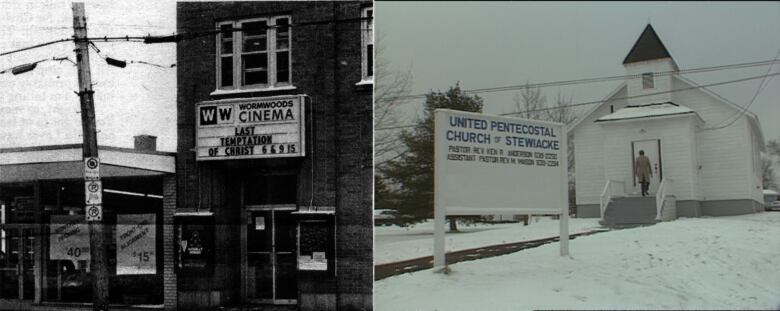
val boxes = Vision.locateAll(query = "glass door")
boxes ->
[246,209,297,304]
[0,225,36,301]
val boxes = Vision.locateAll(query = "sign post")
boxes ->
[433,109,569,270]
[73,4,109,308]
[559,126,569,256]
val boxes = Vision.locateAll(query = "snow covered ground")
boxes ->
[375,217,602,264]
[375,212,780,310]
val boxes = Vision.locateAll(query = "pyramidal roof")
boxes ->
[623,24,673,64]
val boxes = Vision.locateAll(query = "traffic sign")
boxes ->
[85,180,102,205]
[86,204,102,221]
[84,157,100,180]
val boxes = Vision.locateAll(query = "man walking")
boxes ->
[635,150,652,197]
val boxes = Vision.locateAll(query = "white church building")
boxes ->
[570,24,765,224]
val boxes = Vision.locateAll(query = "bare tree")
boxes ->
[513,82,546,120]
[513,86,578,208]
[544,92,576,124]
[764,138,780,191]
[762,155,778,191]
[374,34,413,170]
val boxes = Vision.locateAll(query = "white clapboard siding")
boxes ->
[624,59,677,106]
[599,116,698,201]
[573,85,629,205]
[574,75,762,206]
[671,77,754,201]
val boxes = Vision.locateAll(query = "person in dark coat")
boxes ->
[635,150,653,196]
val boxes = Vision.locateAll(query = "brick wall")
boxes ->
[162,174,177,311]
[177,2,372,310]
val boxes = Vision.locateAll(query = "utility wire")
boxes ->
[701,49,780,131]
[384,58,780,101]
[89,42,175,69]
[0,16,372,56]
[0,38,71,57]
[377,71,780,131]
[501,72,780,116]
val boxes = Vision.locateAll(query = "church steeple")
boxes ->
[623,24,674,65]
[622,24,678,105]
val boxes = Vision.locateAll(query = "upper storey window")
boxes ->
[642,72,654,89]
[360,7,374,84]
[217,16,292,91]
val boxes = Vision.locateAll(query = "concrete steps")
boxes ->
[601,196,658,227]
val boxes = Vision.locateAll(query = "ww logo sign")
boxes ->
[199,105,233,125]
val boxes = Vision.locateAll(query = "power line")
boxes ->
[0,38,71,57]
[0,16,373,56]
[502,71,780,116]
[701,49,780,131]
[377,71,780,131]
[383,58,780,101]
[89,42,175,69]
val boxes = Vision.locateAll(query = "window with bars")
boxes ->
[361,7,373,83]
[642,72,654,89]
[217,16,292,91]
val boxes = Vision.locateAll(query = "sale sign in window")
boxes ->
[116,214,156,275]
[50,215,90,264]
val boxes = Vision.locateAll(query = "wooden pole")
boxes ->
[72,3,109,310]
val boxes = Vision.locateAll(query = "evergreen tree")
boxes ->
[380,83,483,226]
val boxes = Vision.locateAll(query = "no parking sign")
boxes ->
[84,157,102,221]
[86,204,102,221]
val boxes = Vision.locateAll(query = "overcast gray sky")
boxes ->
[1,1,778,153]
[377,1,780,142]
[0,0,176,151]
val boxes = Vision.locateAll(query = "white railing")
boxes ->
[600,179,625,220]
[655,178,674,221]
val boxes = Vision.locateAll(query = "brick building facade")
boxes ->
[175,2,373,310]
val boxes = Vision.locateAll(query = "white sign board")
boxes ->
[50,215,90,264]
[116,214,156,275]
[84,157,100,180]
[196,95,306,160]
[84,180,102,205]
[434,109,566,215]
[433,109,570,268]
[298,252,327,271]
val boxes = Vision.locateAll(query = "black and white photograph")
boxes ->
[0,1,373,310]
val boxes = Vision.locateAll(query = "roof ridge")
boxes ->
[625,101,677,108]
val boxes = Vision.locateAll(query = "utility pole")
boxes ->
[73,3,109,310]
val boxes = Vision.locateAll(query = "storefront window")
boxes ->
[176,217,214,273]
[46,214,92,302]
[0,185,37,301]
[36,180,164,305]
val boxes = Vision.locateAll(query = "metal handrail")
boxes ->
[600,179,625,220]
[655,178,673,220]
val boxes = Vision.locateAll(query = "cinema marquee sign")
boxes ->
[196,95,306,160]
